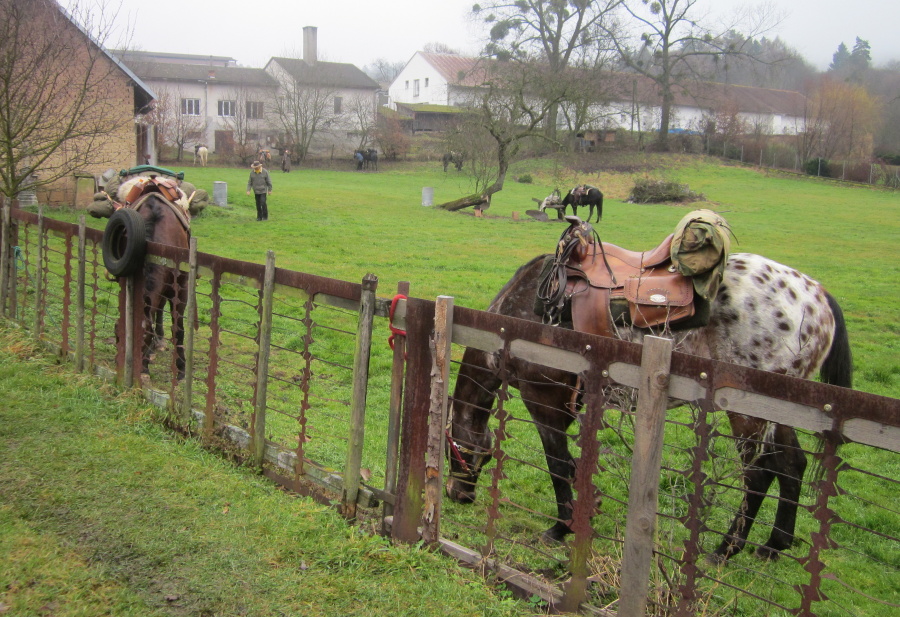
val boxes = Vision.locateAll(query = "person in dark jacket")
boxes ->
[246,160,273,221]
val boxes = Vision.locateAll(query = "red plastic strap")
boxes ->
[387,294,408,350]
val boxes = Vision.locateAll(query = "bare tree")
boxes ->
[363,58,405,85]
[346,94,377,151]
[142,84,206,163]
[219,84,269,164]
[472,0,621,140]
[437,60,566,210]
[269,75,339,163]
[606,0,779,149]
[0,0,138,201]
[796,76,881,162]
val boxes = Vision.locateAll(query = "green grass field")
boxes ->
[8,153,899,615]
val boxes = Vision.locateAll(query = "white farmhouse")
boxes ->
[388,52,807,138]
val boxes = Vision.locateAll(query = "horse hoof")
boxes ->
[705,552,728,566]
[754,546,782,561]
[539,524,571,545]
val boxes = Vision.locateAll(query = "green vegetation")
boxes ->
[0,329,531,616]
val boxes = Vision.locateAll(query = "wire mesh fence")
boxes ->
[2,205,898,616]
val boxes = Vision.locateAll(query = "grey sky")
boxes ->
[109,0,898,71]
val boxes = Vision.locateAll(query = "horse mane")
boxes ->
[487,254,548,314]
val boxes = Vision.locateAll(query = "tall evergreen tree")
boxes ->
[830,42,851,72]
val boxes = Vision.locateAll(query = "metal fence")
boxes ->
[2,204,898,616]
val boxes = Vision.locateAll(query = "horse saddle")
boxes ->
[538,215,726,338]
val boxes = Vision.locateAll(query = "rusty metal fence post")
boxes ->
[251,250,276,468]
[342,273,378,519]
[32,207,44,337]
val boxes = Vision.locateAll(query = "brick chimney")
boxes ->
[303,26,317,65]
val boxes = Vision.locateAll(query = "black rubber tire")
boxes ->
[102,208,147,277]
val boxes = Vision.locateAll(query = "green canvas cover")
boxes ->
[670,210,731,301]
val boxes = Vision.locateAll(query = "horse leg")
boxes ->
[755,424,806,560]
[142,282,165,375]
[520,380,579,543]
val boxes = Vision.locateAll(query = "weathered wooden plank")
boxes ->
[609,360,707,402]
[342,273,378,519]
[510,338,590,373]
[841,418,900,453]
[423,295,453,543]
[714,387,833,433]
[251,251,276,467]
[618,336,673,617]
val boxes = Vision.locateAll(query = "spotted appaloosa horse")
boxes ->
[446,252,852,562]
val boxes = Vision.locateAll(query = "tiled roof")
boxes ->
[418,53,487,87]
[270,57,379,90]
[125,61,277,88]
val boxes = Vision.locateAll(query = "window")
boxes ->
[405,80,409,89]
[334,96,343,114]
[413,79,420,97]
[246,101,264,119]
[181,98,201,116]
[217,100,236,117]
[425,78,429,87]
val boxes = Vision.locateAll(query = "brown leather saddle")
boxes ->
[119,177,191,233]
[538,217,697,338]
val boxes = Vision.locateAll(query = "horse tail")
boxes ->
[596,191,603,221]
[820,291,853,389]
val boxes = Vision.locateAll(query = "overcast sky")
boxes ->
[107,0,897,72]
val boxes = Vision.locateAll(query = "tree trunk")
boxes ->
[435,193,489,211]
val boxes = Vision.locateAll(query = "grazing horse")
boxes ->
[355,148,378,171]
[446,241,851,562]
[194,145,208,167]
[102,180,192,379]
[561,184,603,222]
[442,151,464,172]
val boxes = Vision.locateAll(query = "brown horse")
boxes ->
[446,251,852,562]
[102,190,191,378]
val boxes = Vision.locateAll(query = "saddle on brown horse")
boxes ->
[119,176,192,233]
[537,210,730,338]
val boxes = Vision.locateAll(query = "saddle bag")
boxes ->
[622,268,694,329]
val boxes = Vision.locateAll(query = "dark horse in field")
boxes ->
[103,185,191,379]
[355,148,378,171]
[442,151,464,172]
[446,247,852,562]
[562,185,603,222]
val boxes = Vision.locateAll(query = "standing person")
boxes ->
[281,149,291,173]
[246,161,273,221]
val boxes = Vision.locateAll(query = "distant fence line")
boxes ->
[2,204,899,616]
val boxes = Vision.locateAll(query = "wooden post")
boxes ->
[0,205,9,317]
[383,281,410,532]
[342,272,378,519]
[181,238,199,424]
[512,211,519,221]
[618,336,673,617]
[422,295,453,544]
[75,216,87,372]
[33,207,44,336]
[252,250,277,468]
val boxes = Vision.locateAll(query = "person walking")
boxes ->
[281,149,292,173]
[247,160,273,221]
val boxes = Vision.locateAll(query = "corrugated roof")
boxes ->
[124,61,277,88]
[270,57,379,90]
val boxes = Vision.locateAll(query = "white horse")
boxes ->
[194,145,208,167]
